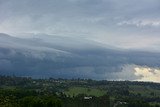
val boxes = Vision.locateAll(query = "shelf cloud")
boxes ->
[0,0,160,81]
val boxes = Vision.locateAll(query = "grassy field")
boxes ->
[64,87,107,97]
[129,85,160,97]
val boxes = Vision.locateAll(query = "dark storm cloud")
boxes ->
[0,33,160,80]
[0,0,160,81]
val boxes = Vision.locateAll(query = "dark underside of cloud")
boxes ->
[0,33,160,80]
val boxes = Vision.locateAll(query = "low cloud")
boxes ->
[111,65,160,83]
[134,66,160,83]
[1,33,160,81]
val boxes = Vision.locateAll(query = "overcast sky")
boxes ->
[1,0,160,82]
[0,0,160,51]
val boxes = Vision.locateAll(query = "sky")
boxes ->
[0,0,160,50]
[0,0,160,82]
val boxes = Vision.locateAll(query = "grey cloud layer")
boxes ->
[0,0,160,50]
[0,0,160,80]
[0,33,160,80]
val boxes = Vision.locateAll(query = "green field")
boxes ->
[129,85,160,97]
[64,87,107,97]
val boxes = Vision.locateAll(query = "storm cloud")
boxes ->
[0,0,160,81]
[0,33,160,81]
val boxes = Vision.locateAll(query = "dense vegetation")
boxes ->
[0,75,160,107]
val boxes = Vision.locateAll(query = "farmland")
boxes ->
[0,76,160,107]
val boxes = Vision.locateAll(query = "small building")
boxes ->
[84,96,92,100]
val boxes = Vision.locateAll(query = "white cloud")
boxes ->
[118,19,160,27]
[107,65,160,83]
[105,64,138,81]
[134,67,160,83]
